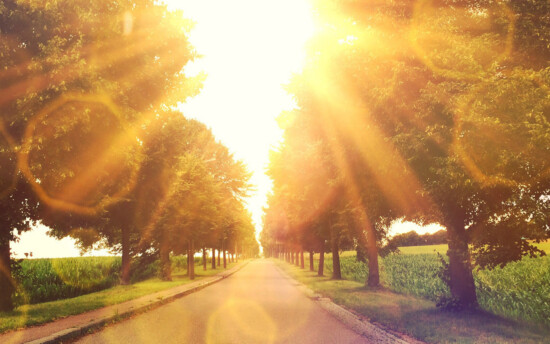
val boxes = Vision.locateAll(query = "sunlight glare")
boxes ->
[163,0,315,237]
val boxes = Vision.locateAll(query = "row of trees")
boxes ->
[261,0,549,309]
[0,0,258,311]
[387,230,447,248]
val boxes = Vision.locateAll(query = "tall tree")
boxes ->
[1,0,200,294]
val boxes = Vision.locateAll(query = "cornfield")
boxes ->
[12,257,121,305]
[319,252,550,325]
[11,254,205,306]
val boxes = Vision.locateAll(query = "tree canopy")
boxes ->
[262,0,549,309]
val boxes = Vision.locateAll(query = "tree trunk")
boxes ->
[189,239,195,280]
[187,248,190,277]
[121,227,131,285]
[331,234,342,279]
[309,251,314,271]
[203,247,207,271]
[218,248,221,266]
[300,251,305,269]
[212,248,216,269]
[447,222,477,308]
[222,240,227,269]
[0,239,14,311]
[160,232,171,281]
[318,244,325,276]
[360,224,380,287]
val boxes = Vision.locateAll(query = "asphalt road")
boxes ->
[74,259,368,344]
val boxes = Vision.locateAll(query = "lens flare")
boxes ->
[452,72,550,188]
[410,0,516,81]
[18,93,142,215]
[206,297,277,344]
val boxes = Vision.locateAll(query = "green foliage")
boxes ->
[170,255,189,271]
[9,255,204,306]
[129,253,160,283]
[382,254,450,301]
[476,256,550,325]
[0,262,237,334]
[11,257,121,305]
[316,251,550,325]
[170,255,204,271]
[387,230,447,247]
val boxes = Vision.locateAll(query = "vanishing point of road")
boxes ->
[74,260,368,344]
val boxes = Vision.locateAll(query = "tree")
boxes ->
[265,8,422,285]
[0,146,39,310]
[0,0,200,294]
[128,113,252,281]
[265,0,549,308]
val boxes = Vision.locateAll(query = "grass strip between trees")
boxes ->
[274,259,550,344]
[0,262,237,334]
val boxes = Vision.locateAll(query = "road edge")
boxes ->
[26,260,252,344]
[273,261,424,344]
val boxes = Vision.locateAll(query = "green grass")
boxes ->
[276,260,550,344]
[535,240,550,253]
[306,248,550,326]
[396,240,550,255]
[0,261,238,334]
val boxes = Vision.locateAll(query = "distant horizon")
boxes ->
[12,220,444,259]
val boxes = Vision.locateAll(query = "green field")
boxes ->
[309,241,550,326]
[397,244,448,255]
[1,261,238,333]
[11,255,219,306]
[396,241,550,255]
[12,257,122,305]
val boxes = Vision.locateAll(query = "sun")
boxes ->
[159,0,315,237]
[167,0,315,78]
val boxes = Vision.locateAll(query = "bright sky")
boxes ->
[174,0,315,238]
[11,0,442,258]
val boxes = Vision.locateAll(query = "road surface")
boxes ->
[74,259,368,344]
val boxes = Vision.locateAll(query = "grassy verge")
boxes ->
[306,248,550,325]
[0,262,237,334]
[275,259,550,344]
